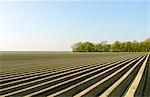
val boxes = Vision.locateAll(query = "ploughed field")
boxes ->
[0,52,149,97]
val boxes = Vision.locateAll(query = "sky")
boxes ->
[0,0,149,51]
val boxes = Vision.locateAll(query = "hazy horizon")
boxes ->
[0,0,149,51]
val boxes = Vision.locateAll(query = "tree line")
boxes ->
[72,37,150,52]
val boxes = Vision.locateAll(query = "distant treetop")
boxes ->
[72,37,150,52]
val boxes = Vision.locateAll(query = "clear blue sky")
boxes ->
[0,0,149,51]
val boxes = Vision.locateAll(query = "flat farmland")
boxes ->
[0,52,149,97]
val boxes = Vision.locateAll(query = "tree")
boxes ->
[144,37,150,52]
[72,37,150,52]
[72,42,94,52]
[94,44,103,52]
[100,41,111,52]
[112,41,121,52]
[103,44,111,52]
[82,42,94,52]
[119,42,125,52]
[71,42,83,52]
[131,41,139,52]
[124,41,132,52]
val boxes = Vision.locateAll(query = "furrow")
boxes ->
[48,56,143,97]
[124,54,149,97]
[0,56,137,97]
[73,55,146,97]
[24,56,140,97]
[99,54,148,97]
